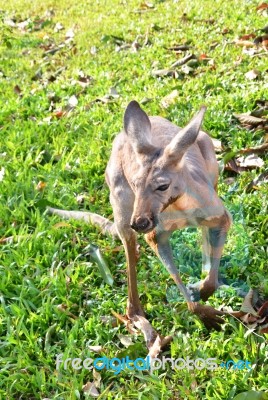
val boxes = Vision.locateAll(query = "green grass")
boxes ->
[0,0,267,399]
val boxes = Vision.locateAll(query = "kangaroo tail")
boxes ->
[47,207,119,239]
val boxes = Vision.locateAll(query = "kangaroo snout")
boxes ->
[130,216,154,233]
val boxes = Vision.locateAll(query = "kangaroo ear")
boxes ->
[124,101,156,155]
[162,106,206,165]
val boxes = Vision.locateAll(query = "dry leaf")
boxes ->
[65,28,75,40]
[88,345,103,353]
[160,90,180,108]
[233,113,265,126]
[170,53,195,68]
[100,315,118,327]
[56,304,77,319]
[240,33,256,40]
[140,2,154,9]
[181,64,193,74]
[118,334,133,347]
[245,69,260,80]
[76,72,93,88]
[68,95,78,108]
[260,323,268,334]
[258,301,268,317]
[53,110,65,119]
[211,138,223,152]
[240,289,259,317]
[14,85,22,95]
[82,382,99,397]
[152,68,176,77]
[54,22,64,32]
[246,171,268,191]
[236,155,264,168]
[36,181,46,191]
[256,2,268,11]
[240,313,258,324]
[240,143,268,155]
[168,45,191,52]
[234,39,255,47]
[93,370,102,388]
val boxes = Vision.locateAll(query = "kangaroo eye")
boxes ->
[157,184,169,191]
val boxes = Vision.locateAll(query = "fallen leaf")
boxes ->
[17,19,31,31]
[234,39,255,47]
[36,181,46,191]
[118,334,133,347]
[258,300,268,317]
[181,64,194,74]
[260,323,268,334]
[211,138,223,152]
[256,2,268,11]
[245,69,260,80]
[82,382,99,397]
[68,95,78,108]
[240,33,256,40]
[14,85,22,95]
[54,22,64,32]
[4,18,16,27]
[160,90,180,108]
[224,158,244,173]
[170,53,195,68]
[93,370,102,388]
[115,43,131,52]
[168,45,191,52]
[246,171,268,191]
[233,113,265,126]
[65,28,75,40]
[199,53,210,60]
[140,2,154,9]
[240,143,268,155]
[76,71,93,88]
[152,68,176,77]
[100,315,118,327]
[53,110,65,119]
[241,313,258,324]
[222,27,231,35]
[87,345,103,353]
[56,304,77,319]
[240,289,259,317]
[236,155,264,168]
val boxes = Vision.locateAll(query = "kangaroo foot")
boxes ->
[188,302,226,331]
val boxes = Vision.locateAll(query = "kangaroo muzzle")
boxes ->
[130,215,155,233]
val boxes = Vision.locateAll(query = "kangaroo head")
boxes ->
[123,101,206,233]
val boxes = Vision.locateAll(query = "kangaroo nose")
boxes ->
[131,217,151,232]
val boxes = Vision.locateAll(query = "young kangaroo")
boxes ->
[48,101,232,353]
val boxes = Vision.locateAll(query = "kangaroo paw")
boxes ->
[188,302,226,331]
